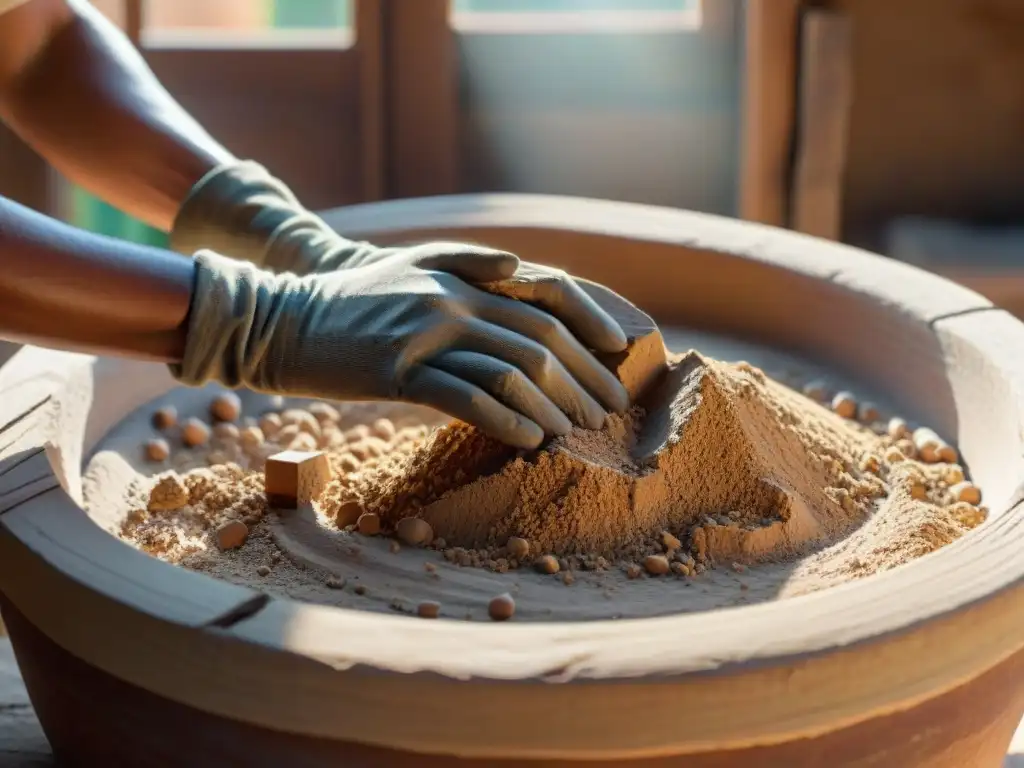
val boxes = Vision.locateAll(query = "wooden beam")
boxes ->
[355,0,386,202]
[789,9,854,240]
[124,0,143,46]
[738,0,801,226]
[383,0,458,199]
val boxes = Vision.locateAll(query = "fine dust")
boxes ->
[106,349,989,622]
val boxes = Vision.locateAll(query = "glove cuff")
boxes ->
[170,160,377,274]
[170,250,283,389]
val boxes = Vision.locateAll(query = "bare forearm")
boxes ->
[0,194,194,360]
[0,0,233,230]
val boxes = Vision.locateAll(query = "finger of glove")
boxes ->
[490,270,628,354]
[475,292,629,414]
[430,350,573,438]
[455,318,607,430]
[401,365,544,450]
[412,245,520,283]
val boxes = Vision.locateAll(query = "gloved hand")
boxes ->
[174,248,630,449]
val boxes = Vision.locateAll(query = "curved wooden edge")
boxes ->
[0,195,1022,758]
[322,193,993,323]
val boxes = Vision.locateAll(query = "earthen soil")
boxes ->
[112,350,988,621]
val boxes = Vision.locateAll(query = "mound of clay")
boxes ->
[333,351,883,563]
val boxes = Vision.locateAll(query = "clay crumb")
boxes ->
[535,554,560,574]
[396,517,433,547]
[152,406,178,431]
[215,520,248,551]
[145,438,170,463]
[148,473,189,511]
[506,536,531,559]
[417,600,441,619]
[488,593,515,621]
[643,554,671,576]
[256,565,271,577]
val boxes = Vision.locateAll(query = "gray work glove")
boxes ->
[174,247,629,449]
[170,161,616,341]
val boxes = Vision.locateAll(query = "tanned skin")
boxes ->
[0,0,238,360]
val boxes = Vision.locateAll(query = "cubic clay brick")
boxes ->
[264,450,332,508]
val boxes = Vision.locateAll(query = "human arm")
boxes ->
[0,0,232,231]
[0,194,193,361]
[0,195,628,448]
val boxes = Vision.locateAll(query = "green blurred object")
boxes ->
[273,0,350,28]
[70,186,167,246]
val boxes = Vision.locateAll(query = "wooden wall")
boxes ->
[829,0,1024,248]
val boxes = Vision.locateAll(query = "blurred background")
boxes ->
[2,0,1023,315]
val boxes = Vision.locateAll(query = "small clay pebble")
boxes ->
[626,563,643,579]
[802,379,828,402]
[830,391,857,420]
[148,473,189,511]
[937,443,959,464]
[388,540,401,554]
[488,593,515,621]
[912,427,942,462]
[357,512,381,536]
[535,554,560,574]
[256,565,271,577]
[660,531,682,551]
[282,409,322,437]
[144,438,170,463]
[731,562,747,574]
[910,482,928,501]
[643,554,671,576]
[417,600,441,619]
[308,402,341,425]
[396,517,434,547]
[326,577,346,590]
[858,402,881,423]
[210,392,242,423]
[354,584,367,596]
[152,406,178,431]
[887,417,910,440]
[506,536,530,559]
[561,572,575,586]
[212,422,240,442]
[215,520,249,551]
[335,498,364,528]
[943,465,965,485]
[949,481,982,505]
[240,426,264,450]
[181,417,211,448]
[288,432,319,453]
[259,413,283,438]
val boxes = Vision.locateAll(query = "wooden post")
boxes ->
[789,9,854,240]
[738,0,801,227]
[355,0,386,202]
[383,0,458,199]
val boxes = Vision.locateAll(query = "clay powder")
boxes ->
[332,351,886,565]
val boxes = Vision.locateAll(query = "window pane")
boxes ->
[453,0,696,10]
[450,0,700,32]
[141,0,352,48]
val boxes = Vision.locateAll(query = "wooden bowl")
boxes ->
[1,194,1023,767]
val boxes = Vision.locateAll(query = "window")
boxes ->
[451,0,701,33]
[67,0,359,242]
